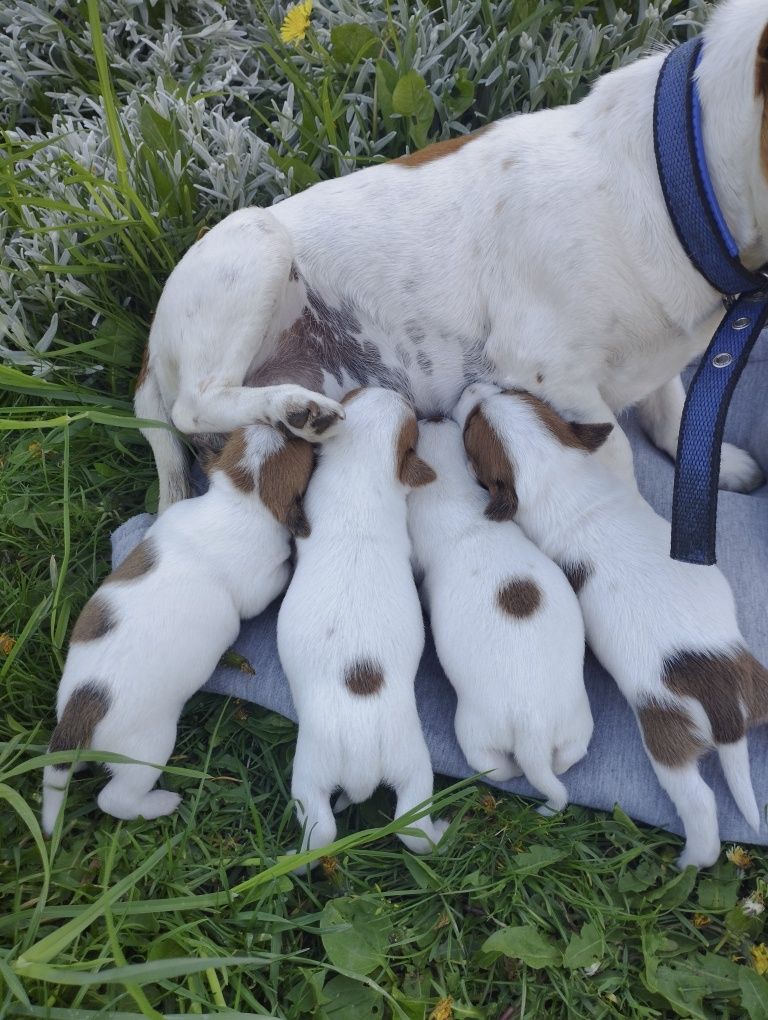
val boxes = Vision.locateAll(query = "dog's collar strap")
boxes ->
[654,36,768,564]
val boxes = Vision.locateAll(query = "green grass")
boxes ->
[3,0,768,1016]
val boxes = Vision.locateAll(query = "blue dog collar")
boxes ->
[654,36,768,564]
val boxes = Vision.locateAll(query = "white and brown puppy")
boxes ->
[407,418,592,812]
[137,0,768,511]
[277,387,447,857]
[456,383,768,869]
[41,424,314,834]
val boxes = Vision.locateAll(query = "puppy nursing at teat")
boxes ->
[277,386,448,857]
[407,417,592,812]
[41,424,314,835]
[456,382,768,869]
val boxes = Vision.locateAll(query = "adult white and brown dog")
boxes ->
[407,417,592,812]
[455,382,768,869]
[41,424,313,834]
[137,0,768,509]
[277,387,448,857]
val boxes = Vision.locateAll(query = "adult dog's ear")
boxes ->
[397,416,437,487]
[259,436,315,535]
[569,421,614,452]
[462,405,518,521]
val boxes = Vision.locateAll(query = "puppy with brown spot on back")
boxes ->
[277,386,448,861]
[41,424,314,835]
[408,418,591,813]
[454,382,768,870]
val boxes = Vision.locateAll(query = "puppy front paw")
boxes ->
[719,443,765,492]
[281,388,345,440]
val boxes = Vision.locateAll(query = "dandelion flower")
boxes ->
[429,997,453,1020]
[279,0,313,45]
[693,913,711,928]
[751,943,768,975]
[726,845,752,869]
[742,893,765,917]
[0,633,16,655]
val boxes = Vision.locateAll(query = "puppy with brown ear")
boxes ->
[42,424,314,834]
[455,382,768,869]
[407,417,591,813]
[277,386,448,859]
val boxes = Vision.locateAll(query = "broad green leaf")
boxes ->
[563,921,605,970]
[697,865,741,911]
[445,70,475,117]
[740,967,768,1020]
[481,925,561,969]
[647,865,697,908]
[320,897,393,976]
[402,852,442,890]
[375,59,398,122]
[331,23,378,64]
[511,845,566,876]
[320,975,383,1019]
[392,71,433,121]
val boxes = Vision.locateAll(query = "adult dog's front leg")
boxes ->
[637,376,764,492]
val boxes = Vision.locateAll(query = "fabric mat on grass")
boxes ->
[112,343,768,846]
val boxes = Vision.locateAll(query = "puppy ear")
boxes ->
[259,436,315,532]
[397,415,436,488]
[568,421,614,452]
[463,406,518,520]
[401,450,437,487]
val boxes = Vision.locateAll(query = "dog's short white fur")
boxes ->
[277,387,448,857]
[455,382,768,869]
[41,424,313,835]
[137,0,768,511]
[407,418,592,811]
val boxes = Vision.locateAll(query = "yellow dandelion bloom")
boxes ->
[27,441,44,459]
[0,633,16,655]
[480,793,497,814]
[429,997,454,1020]
[320,855,339,879]
[726,845,752,869]
[279,0,312,45]
[751,943,768,975]
[693,913,710,928]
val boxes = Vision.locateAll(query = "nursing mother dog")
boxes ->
[137,0,768,511]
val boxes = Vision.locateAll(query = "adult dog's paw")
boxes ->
[719,443,765,492]
[280,389,345,440]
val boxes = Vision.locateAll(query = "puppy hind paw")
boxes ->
[676,840,721,871]
[718,443,765,493]
[137,789,182,820]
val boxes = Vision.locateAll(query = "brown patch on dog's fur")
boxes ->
[106,538,157,584]
[462,406,518,521]
[49,682,111,770]
[560,561,593,594]
[344,659,384,696]
[497,578,541,618]
[662,650,748,745]
[210,430,255,493]
[396,416,436,487]
[756,23,768,177]
[259,435,315,537]
[70,595,115,644]
[394,124,494,167]
[746,652,768,723]
[135,345,150,389]
[636,700,708,768]
[502,389,613,453]
[341,386,365,405]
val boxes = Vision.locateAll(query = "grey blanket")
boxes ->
[112,343,768,846]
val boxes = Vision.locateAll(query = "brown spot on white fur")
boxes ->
[663,650,749,745]
[258,435,315,537]
[502,389,613,453]
[49,682,111,771]
[756,23,768,177]
[396,415,437,487]
[497,578,541,618]
[341,386,366,405]
[210,430,255,493]
[106,538,157,583]
[394,124,493,167]
[70,595,115,644]
[560,561,593,595]
[462,406,518,521]
[344,659,384,696]
[636,700,708,768]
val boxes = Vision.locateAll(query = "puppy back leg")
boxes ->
[291,736,337,859]
[513,736,569,814]
[392,747,447,854]
[96,722,180,821]
[649,760,720,869]
[135,364,189,512]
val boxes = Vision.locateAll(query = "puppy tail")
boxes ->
[41,763,68,837]
[134,353,190,512]
[718,738,761,833]
[514,739,569,814]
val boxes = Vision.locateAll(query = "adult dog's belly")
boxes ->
[245,267,495,417]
